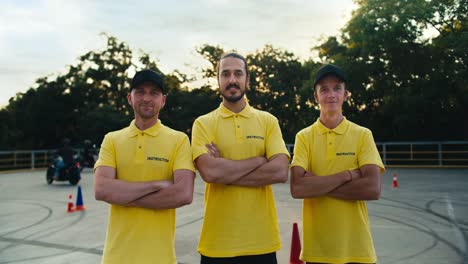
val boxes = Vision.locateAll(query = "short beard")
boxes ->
[221,83,245,103]
[135,105,156,120]
[222,90,245,103]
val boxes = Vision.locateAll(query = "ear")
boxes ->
[127,93,132,105]
[160,95,167,109]
[314,90,318,103]
[246,73,250,88]
[344,89,350,100]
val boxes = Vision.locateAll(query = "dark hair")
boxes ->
[313,64,347,91]
[130,69,166,94]
[216,52,249,78]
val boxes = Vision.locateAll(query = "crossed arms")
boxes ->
[94,166,195,209]
[194,142,289,187]
[290,164,381,200]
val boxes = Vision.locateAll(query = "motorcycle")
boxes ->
[46,156,81,185]
[81,149,97,168]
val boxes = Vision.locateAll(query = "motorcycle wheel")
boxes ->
[68,167,81,185]
[46,167,54,184]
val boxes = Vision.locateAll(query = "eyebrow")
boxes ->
[320,83,342,88]
[221,68,244,72]
[134,86,163,92]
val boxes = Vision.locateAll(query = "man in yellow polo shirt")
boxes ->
[94,69,196,264]
[290,64,385,264]
[191,52,290,264]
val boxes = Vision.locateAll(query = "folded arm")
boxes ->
[129,169,195,209]
[94,166,172,206]
[195,143,267,184]
[290,166,356,199]
[230,154,289,187]
[328,164,381,200]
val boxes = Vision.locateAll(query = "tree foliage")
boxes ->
[316,0,468,140]
[0,0,466,149]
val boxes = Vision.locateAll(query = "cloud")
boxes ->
[0,0,356,107]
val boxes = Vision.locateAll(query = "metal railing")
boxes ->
[0,149,94,171]
[376,141,468,167]
[1,141,467,171]
[287,141,468,168]
[0,150,53,170]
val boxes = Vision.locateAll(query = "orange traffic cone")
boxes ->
[392,173,399,188]
[75,185,86,211]
[289,222,304,264]
[67,194,75,213]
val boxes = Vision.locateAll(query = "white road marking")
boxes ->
[445,194,467,255]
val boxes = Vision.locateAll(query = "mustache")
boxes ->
[226,84,240,90]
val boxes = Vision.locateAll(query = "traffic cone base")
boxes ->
[289,222,304,264]
[392,173,399,188]
[75,185,86,211]
[75,205,86,211]
[67,194,75,213]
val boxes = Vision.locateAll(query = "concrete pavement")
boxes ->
[0,168,467,264]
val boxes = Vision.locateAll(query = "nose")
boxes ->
[228,74,237,83]
[142,92,152,102]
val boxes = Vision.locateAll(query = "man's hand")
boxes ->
[290,166,356,199]
[328,165,381,200]
[305,169,361,183]
[205,142,221,158]
[94,166,174,205]
[195,141,270,184]
[349,169,361,182]
[152,180,173,189]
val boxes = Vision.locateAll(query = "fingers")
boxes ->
[256,156,268,165]
[351,169,361,180]
[205,142,221,158]
[210,141,218,149]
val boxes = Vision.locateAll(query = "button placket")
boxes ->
[234,115,244,142]
[326,131,336,160]
[135,133,145,163]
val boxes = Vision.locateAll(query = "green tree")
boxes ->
[0,35,170,149]
[196,44,225,79]
[246,45,314,142]
[316,0,468,140]
[194,44,316,142]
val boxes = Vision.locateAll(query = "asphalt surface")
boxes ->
[0,168,467,264]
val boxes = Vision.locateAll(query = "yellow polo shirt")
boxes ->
[291,117,384,264]
[192,103,290,257]
[95,120,195,264]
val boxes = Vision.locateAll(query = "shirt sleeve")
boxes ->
[173,134,196,173]
[358,129,385,173]
[191,118,210,161]
[265,115,291,160]
[94,133,116,170]
[290,131,309,170]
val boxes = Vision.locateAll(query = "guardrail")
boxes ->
[1,141,467,171]
[287,141,468,168]
[0,150,53,170]
[376,141,468,168]
[0,149,93,171]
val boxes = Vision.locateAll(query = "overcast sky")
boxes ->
[0,0,356,107]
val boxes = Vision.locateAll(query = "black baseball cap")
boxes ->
[313,64,347,89]
[130,69,166,93]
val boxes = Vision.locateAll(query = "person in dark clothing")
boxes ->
[82,139,96,167]
[54,138,74,178]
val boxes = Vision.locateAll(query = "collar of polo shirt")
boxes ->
[316,117,349,135]
[127,119,163,138]
[219,102,253,118]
